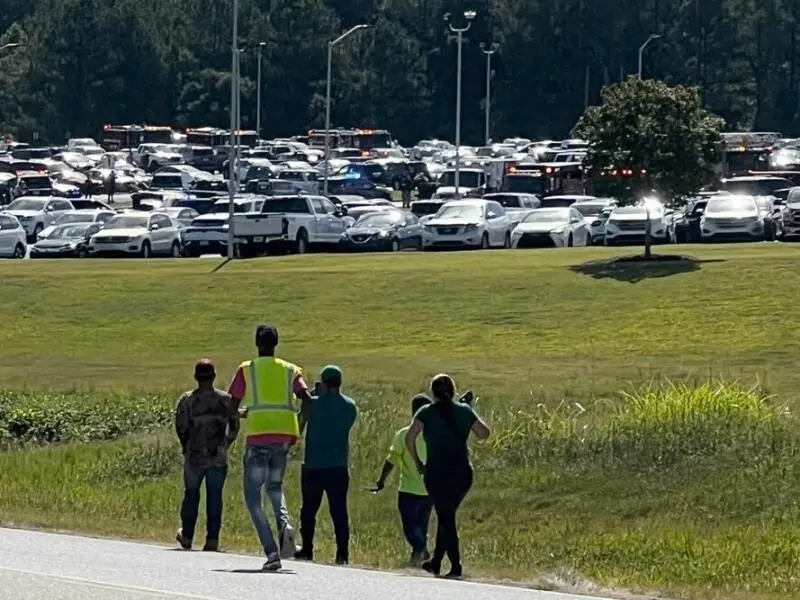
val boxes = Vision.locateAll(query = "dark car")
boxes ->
[670,197,709,243]
[326,175,392,200]
[340,210,423,252]
[29,222,100,258]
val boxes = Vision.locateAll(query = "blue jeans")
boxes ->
[180,463,228,543]
[243,444,291,556]
[398,492,433,554]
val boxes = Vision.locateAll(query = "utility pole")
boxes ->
[480,42,498,146]
[226,0,238,260]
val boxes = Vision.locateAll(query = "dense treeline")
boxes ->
[0,0,797,145]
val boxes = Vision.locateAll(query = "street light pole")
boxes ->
[638,33,662,79]
[227,0,238,260]
[324,24,369,196]
[256,42,265,139]
[480,42,498,147]
[446,11,476,199]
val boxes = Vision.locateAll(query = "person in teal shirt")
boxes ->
[372,394,433,565]
[295,365,357,565]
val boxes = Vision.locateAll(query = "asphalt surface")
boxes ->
[0,528,612,600]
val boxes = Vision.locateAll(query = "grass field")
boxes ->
[3,244,800,599]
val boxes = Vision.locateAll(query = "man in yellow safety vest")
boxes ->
[228,324,314,571]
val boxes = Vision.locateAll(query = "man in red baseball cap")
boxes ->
[174,359,241,551]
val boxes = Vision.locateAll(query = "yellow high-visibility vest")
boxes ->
[240,357,301,439]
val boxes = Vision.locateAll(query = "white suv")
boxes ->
[5,196,74,242]
[0,213,27,258]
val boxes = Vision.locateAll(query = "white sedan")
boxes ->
[0,213,27,258]
[422,199,514,250]
[511,207,591,248]
[88,211,183,258]
[37,209,116,241]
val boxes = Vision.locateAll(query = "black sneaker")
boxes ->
[444,565,463,580]
[335,555,348,565]
[421,560,441,576]
[202,540,219,552]
[175,529,191,550]
[294,548,313,561]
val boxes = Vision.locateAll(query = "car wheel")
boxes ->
[140,240,151,258]
[480,232,489,249]
[585,233,593,247]
[503,232,511,249]
[170,241,181,258]
[567,233,574,247]
[295,229,309,254]
[32,223,43,242]
[77,247,89,258]
[12,243,25,259]
[390,238,400,252]
[416,236,423,251]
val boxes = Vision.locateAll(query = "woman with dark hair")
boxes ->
[405,374,490,579]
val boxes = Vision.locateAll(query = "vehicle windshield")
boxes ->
[210,202,254,214]
[436,204,484,220]
[105,215,149,229]
[720,179,791,196]
[356,212,404,227]
[523,209,569,223]
[502,175,545,195]
[7,198,46,211]
[23,177,51,188]
[572,203,605,217]
[56,213,94,224]
[438,171,482,188]
[486,194,523,208]
[707,196,757,213]
[47,224,89,239]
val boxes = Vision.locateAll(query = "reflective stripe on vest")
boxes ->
[241,357,300,439]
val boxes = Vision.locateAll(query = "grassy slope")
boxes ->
[2,245,800,599]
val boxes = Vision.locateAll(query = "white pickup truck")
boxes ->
[231,194,348,256]
[183,196,265,257]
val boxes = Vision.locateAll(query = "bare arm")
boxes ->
[405,419,425,473]
[373,460,394,492]
[471,412,491,440]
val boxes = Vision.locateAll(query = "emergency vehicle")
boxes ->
[719,132,780,177]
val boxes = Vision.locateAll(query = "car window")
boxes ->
[404,213,419,225]
[179,209,197,220]
[152,214,172,229]
[97,212,113,223]
[311,198,329,214]
[321,199,338,214]
[488,202,505,217]
[55,200,72,211]
[0,215,14,230]
[569,208,583,221]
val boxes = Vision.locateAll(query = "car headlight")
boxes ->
[551,227,565,234]
[463,224,478,232]
[376,230,390,238]
[20,216,32,221]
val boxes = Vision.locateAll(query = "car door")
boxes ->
[0,215,13,255]
[149,214,173,253]
[486,201,508,245]
[403,213,422,247]
[321,198,346,238]
[309,198,332,241]
[569,208,589,245]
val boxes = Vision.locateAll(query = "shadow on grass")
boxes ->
[213,568,296,575]
[571,254,725,284]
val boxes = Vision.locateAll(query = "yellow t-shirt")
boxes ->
[387,425,428,496]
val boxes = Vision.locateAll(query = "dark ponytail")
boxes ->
[431,374,456,417]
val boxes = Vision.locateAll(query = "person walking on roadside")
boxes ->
[405,374,491,579]
[295,365,357,565]
[174,359,240,552]
[228,325,313,571]
[372,394,433,566]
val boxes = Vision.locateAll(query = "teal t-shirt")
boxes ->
[413,401,477,470]
[303,391,357,469]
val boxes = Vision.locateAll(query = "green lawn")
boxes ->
[2,245,800,599]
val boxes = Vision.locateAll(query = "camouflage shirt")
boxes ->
[175,387,240,467]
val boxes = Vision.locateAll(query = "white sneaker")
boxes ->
[280,524,296,559]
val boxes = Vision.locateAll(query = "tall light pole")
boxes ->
[227,0,239,260]
[256,41,266,139]
[445,10,476,198]
[480,42,498,147]
[324,24,369,196]
[638,33,662,79]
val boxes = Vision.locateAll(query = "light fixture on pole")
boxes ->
[324,24,369,196]
[479,42,498,147]
[256,41,266,140]
[445,10,477,199]
[638,33,662,79]
[227,0,239,260]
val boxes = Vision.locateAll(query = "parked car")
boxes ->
[699,194,765,242]
[0,212,27,258]
[422,199,514,250]
[339,210,423,252]
[88,211,183,258]
[30,223,97,258]
[669,197,709,243]
[510,207,591,248]
[37,209,116,241]
[571,198,617,244]
[604,205,670,246]
[4,196,74,241]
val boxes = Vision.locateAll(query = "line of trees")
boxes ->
[0,0,798,145]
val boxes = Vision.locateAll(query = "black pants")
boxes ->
[299,466,350,559]
[424,464,473,568]
[180,463,227,543]
[398,492,433,554]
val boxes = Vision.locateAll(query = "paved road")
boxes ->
[0,528,613,600]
